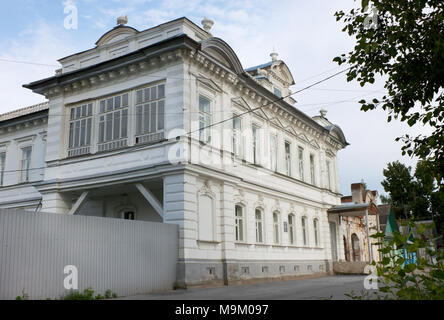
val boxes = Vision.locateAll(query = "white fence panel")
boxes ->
[0,209,178,300]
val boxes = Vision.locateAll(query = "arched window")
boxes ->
[302,216,308,246]
[288,214,295,245]
[273,212,280,244]
[255,209,264,243]
[235,205,244,242]
[313,218,320,246]
[351,233,361,262]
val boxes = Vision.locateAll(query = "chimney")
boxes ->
[351,183,365,204]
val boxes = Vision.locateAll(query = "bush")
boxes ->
[63,287,118,300]
[347,220,444,300]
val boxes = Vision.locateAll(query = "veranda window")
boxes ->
[68,103,93,156]
[98,93,129,151]
[135,83,165,144]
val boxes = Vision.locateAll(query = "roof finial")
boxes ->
[117,15,128,26]
[320,108,328,118]
[201,17,214,34]
[270,51,278,62]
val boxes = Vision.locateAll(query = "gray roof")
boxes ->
[0,102,49,123]
[244,61,273,72]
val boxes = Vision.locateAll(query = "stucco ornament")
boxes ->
[200,180,215,198]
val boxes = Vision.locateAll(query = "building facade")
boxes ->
[0,17,349,286]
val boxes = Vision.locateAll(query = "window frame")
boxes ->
[67,103,93,157]
[270,134,277,172]
[288,214,295,245]
[302,216,308,246]
[98,92,130,149]
[20,146,32,183]
[134,83,166,144]
[310,153,316,185]
[0,152,6,186]
[235,204,245,242]
[252,124,261,165]
[255,208,264,243]
[199,95,212,144]
[273,211,280,244]
[298,146,304,181]
[313,218,320,246]
[285,140,292,176]
[232,115,242,158]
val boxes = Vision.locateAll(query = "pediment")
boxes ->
[309,140,320,150]
[197,76,222,93]
[232,97,269,120]
[201,37,244,74]
[298,134,310,143]
[96,26,139,46]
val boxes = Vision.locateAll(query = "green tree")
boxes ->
[381,160,443,235]
[381,161,414,219]
[334,0,444,182]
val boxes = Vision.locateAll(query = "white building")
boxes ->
[0,17,349,286]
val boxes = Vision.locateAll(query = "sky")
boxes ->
[0,0,430,198]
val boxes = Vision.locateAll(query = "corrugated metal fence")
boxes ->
[0,209,178,300]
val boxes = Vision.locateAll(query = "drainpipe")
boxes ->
[365,209,373,263]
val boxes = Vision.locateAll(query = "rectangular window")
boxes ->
[274,87,282,98]
[98,93,129,151]
[298,147,304,181]
[288,215,295,245]
[0,152,5,186]
[252,125,260,165]
[255,209,263,243]
[310,154,316,185]
[233,116,242,157]
[326,160,332,190]
[285,141,291,176]
[68,103,93,156]
[135,83,165,144]
[273,212,280,244]
[270,134,277,171]
[302,217,307,246]
[199,96,211,144]
[314,219,320,246]
[235,205,244,242]
[21,147,32,182]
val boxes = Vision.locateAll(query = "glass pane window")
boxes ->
[273,212,280,244]
[0,152,6,186]
[235,205,244,242]
[270,134,277,171]
[233,116,242,157]
[199,96,211,143]
[310,154,315,185]
[285,141,291,176]
[98,93,129,144]
[314,219,320,246]
[302,217,307,246]
[288,215,295,245]
[252,126,260,164]
[21,147,32,182]
[298,147,304,181]
[255,209,263,243]
[68,103,93,149]
[135,84,165,137]
[326,160,332,190]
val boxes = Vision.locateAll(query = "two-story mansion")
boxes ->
[0,16,349,286]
